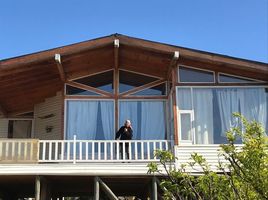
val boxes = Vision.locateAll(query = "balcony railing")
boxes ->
[0,137,170,164]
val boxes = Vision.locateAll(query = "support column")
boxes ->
[35,176,41,200]
[94,177,100,200]
[152,176,158,200]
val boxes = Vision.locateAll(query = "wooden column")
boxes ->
[152,176,158,200]
[114,39,119,132]
[94,177,100,200]
[35,176,41,200]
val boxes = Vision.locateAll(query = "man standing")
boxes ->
[116,120,133,159]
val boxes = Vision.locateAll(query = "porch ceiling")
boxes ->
[0,33,267,115]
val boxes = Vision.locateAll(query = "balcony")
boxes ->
[0,137,170,164]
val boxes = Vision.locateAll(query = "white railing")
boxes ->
[39,137,170,163]
[0,139,39,163]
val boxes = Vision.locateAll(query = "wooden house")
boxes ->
[0,34,267,199]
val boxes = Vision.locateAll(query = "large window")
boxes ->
[119,100,166,140]
[66,100,115,140]
[177,87,268,144]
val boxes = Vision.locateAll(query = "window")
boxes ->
[179,111,194,143]
[66,85,101,96]
[74,70,114,93]
[178,66,214,83]
[130,83,167,96]
[176,87,268,144]
[66,100,114,140]
[119,70,159,93]
[119,100,166,140]
[8,120,32,138]
[219,74,260,83]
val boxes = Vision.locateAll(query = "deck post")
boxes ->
[35,176,41,200]
[152,176,158,200]
[94,177,100,200]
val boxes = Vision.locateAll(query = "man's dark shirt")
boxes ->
[115,126,133,140]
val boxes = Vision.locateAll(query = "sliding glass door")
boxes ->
[119,100,166,140]
[66,100,115,140]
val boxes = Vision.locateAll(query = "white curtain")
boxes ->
[177,88,192,110]
[216,88,241,136]
[100,101,114,140]
[193,89,214,144]
[239,88,267,129]
[119,101,138,138]
[141,101,165,139]
[66,101,99,139]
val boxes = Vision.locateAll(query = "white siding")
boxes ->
[0,118,8,138]
[174,145,242,172]
[34,91,62,140]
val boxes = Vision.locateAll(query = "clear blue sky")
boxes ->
[1,0,267,63]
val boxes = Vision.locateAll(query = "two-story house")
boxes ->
[0,34,267,199]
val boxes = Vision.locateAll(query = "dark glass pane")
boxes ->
[119,70,158,93]
[179,66,214,82]
[219,74,255,83]
[131,83,167,96]
[74,70,114,93]
[66,85,100,96]
[16,112,34,117]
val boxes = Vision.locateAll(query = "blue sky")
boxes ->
[0,0,267,63]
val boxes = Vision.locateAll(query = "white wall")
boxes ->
[33,91,63,140]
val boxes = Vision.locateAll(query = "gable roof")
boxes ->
[0,33,267,115]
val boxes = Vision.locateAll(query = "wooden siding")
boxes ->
[0,118,8,138]
[33,91,62,140]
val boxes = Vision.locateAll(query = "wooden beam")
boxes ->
[119,79,166,97]
[98,177,118,200]
[55,54,66,82]
[167,51,179,77]
[66,81,113,97]
[114,39,119,132]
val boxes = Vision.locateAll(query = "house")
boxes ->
[0,33,267,199]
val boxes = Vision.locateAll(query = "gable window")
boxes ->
[219,73,262,83]
[66,85,101,96]
[119,70,159,93]
[73,70,114,93]
[178,66,215,83]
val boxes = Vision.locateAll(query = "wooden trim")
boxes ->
[66,81,114,97]
[167,51,179,78]
[61,89,65,140]
[55,54,66,82]
[172,68,179,145]
[119,79,166,97]
[119,96,168,99]
[64,95,113,99]
[69,69,114,81]
[119,68,163,79]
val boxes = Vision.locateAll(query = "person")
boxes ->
[115,120,133,159]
